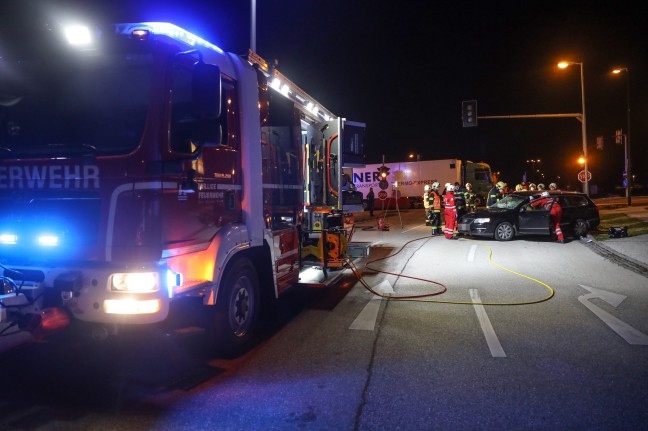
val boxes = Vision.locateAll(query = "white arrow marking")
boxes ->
[578,284,648,345]
[470,289,506,357]
[349,280,393,331]
[374,279,394,295]
[349,296,382,331]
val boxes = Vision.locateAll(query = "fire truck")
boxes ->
[0,21,365,355]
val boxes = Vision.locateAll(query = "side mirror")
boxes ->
[192,62,221,119]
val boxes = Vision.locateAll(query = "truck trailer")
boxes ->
[0,20,364,355]
[352,159,493,209]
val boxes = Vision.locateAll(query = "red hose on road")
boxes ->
[349,235,448,299]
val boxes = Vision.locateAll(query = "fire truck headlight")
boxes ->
[111,272,159,293]
[64,25,93,45]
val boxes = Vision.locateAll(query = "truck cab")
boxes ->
[1,20,363,355]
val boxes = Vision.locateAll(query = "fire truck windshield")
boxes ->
[0,49,153,158]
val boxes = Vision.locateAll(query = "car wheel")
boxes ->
[573,218,588,239]
[209,257,260,357]
[494,222,515,241]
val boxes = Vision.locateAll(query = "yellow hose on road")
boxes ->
[352,237,555,306]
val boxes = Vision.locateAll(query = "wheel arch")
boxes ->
[205,242,274,309]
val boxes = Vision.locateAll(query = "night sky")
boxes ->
[3,0,647,192]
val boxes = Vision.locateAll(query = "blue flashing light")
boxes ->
[116,22,224,54]
[38,235,59,247]
[0,234,18,245]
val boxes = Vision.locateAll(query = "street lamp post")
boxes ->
[558,61,589,196]
[612,67,632,206]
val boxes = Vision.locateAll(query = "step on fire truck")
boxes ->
[0,20,365,355]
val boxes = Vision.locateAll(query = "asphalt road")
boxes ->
[1,208,647,430]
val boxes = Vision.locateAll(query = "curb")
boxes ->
[580,235,648,278]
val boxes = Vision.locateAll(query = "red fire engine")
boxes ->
[0,21,365,355]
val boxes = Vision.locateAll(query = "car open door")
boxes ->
[518,201,551,235]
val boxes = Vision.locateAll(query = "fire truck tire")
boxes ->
[210,257,260,357]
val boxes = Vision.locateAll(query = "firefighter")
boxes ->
[366,187,375,217]
[487,181,506,206]
[443,182,457,239]
[454,182,467,220]
[515,184,524,192]
[423,184,432,225]
[429,181,442,235]
[531,191,564,243]
[465,182,476,212]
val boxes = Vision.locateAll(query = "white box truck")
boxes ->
[352,159,493,209]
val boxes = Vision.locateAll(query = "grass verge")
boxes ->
[592,213,648,241]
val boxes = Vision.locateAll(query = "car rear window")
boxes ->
[562,195,589,207]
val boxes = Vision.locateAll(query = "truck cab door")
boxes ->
[518,201,551,235]
[339,120,365,213]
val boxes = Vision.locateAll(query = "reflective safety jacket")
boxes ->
[487,186,500,206]
[454,187,466,210]
[431,190,442,212]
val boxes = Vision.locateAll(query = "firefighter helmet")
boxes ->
[424,184,430,192]
[431,181,440,190]
[549,182,557,190]
[465,182,472,189]
[444,182,452,189]
[446,183,455,192]
[496,181,505,190]
[515,184,523,191]
[537,183,546,190]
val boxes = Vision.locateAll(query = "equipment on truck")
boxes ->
[0,19,365,355]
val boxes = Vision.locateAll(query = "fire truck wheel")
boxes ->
[210,257,260,357]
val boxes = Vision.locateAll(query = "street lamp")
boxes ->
[612,67,633,206]
[558,61,589,196]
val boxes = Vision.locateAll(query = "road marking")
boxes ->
[349,280,392,331]
[578,285,648,345]
[470,289,506,357]
[467,244,477,262]
[350,296,382,331]
[401,223,426,234]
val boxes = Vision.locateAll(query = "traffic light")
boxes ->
[462,100,478,127]
[377,165,390,190]
[377,164,390,179]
